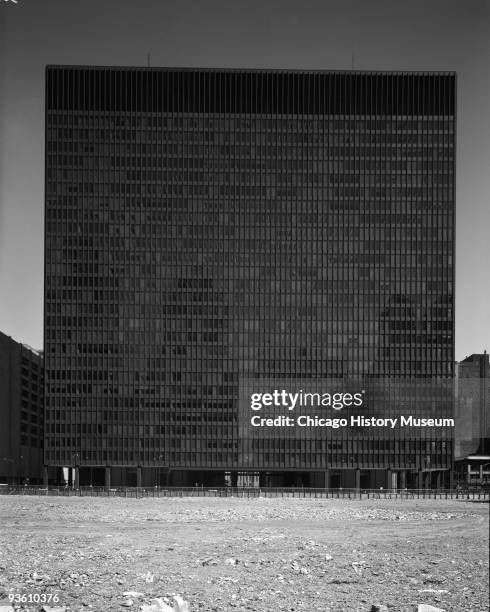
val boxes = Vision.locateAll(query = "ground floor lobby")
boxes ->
[44,466,452,490]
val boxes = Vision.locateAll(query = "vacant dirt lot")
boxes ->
[0,495,488,612]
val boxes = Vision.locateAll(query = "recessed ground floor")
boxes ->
[44,465,452,490]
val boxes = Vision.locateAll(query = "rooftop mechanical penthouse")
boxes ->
[44,68,455,489]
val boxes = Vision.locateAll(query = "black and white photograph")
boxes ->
[0,1,489,611]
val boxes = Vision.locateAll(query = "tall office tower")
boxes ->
[45,68,455,488]
[0,331,44,484]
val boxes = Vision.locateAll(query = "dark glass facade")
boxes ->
[44,68,455,487]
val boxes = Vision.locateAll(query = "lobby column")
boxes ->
[324,469,330,489]
[355,468,361,491]
[137,466,142,488]
[417,469,423,489]
[74,466,79,489]
[386,468,392,490]
[43,466,49,487]
[105,466,111,491]
[436,471,442,490]
[399,470,406,489]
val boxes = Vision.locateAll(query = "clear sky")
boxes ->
[0,0,488,360]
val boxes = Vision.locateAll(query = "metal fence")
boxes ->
[0,485,488,501]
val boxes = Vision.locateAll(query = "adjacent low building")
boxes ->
[454,352,490,486]
[0,331,44,484]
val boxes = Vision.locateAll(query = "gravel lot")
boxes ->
[0,496,488,612]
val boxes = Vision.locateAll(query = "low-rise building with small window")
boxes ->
[0,331,44,484]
